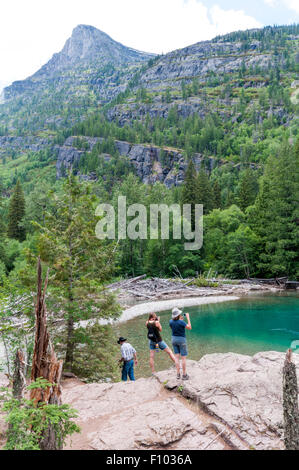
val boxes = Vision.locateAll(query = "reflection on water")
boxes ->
[114,293,299,379]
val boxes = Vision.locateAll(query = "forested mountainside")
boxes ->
[0,24,298,292]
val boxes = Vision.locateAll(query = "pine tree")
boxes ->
[197,169,212,214]
[37,173,120,370]
[181,159,199,229]
[7,179,26,241]
[252,140,299,277]
[211,180,222,209]
[236,168,259,211]
[181,159,198,205]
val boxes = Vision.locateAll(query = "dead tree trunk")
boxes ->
[30,257,63,450]
[12,349,26,400]
[283,349,299,450]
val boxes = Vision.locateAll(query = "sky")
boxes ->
[0,0,298,88]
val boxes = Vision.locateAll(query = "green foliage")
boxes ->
[1,379,80,450]
[193,275,218,288]
[72,323,120,382]
[250,140,299,277]
[7,180,26,242]
[25,174,120,369]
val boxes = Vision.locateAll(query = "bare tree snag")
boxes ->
[30,257,64,450]
[283,348,299,450]
[12,349,26,400]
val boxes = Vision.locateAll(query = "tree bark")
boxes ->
[30,257,63,450]
[283,348,299,450]
[12,349,26,400]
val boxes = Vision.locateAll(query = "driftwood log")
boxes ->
[30,257,63,450]
[283,349,299,450]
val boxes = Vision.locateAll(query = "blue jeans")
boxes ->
[122,359,135,381]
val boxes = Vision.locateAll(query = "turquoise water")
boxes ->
[115,293,299,378]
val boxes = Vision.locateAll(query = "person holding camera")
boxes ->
[169,307,192,380]
[146,312,176,375]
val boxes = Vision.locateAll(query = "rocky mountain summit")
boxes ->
[3,25,153,102]
[36,25,152,77]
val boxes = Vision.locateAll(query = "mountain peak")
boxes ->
[61,24,121,62]
[32,24,154,77]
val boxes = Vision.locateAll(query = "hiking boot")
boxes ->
[176,373,181,380]
[182,374,189,380]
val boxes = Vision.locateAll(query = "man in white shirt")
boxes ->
[117,337,138,381]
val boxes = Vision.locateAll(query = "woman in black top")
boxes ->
[146,312,176,374]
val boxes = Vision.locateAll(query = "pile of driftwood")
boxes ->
[107,275,208,300]
[248,277,288,286]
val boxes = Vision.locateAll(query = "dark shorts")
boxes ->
[172,336,188,356]
[149,340,168,351]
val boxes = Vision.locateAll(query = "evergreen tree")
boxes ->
[7,180,26,242]
[236,168,259,211]
[181,159,199,228]
[211,180,222,209]
[37,173,120,370]
[251,140,299,277]
[197,169,213,214]
[181,159,198,205]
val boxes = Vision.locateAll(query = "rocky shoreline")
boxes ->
[108,276,281,313]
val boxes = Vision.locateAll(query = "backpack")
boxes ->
[147,322,159,343]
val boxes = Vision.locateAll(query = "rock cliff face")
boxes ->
[0,136,52,156]
[140,40,269,90]
[56,136,221,187]
[56,136,258,186]
[105,37,274,124]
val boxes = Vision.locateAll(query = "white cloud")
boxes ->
[264,0,277,6]
[264,0,299,13]
[284,0,299,14]
[0,0,262,84]
[210,5,262,34]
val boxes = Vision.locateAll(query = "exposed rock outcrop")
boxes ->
[62,377,234,450]
[156,351,299,450]
[140,41,270,90]
[0,136,52,156]
[61,351,299,450]
[2,352,298,450]
[56,135,258,186]
[55,135,216,186]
